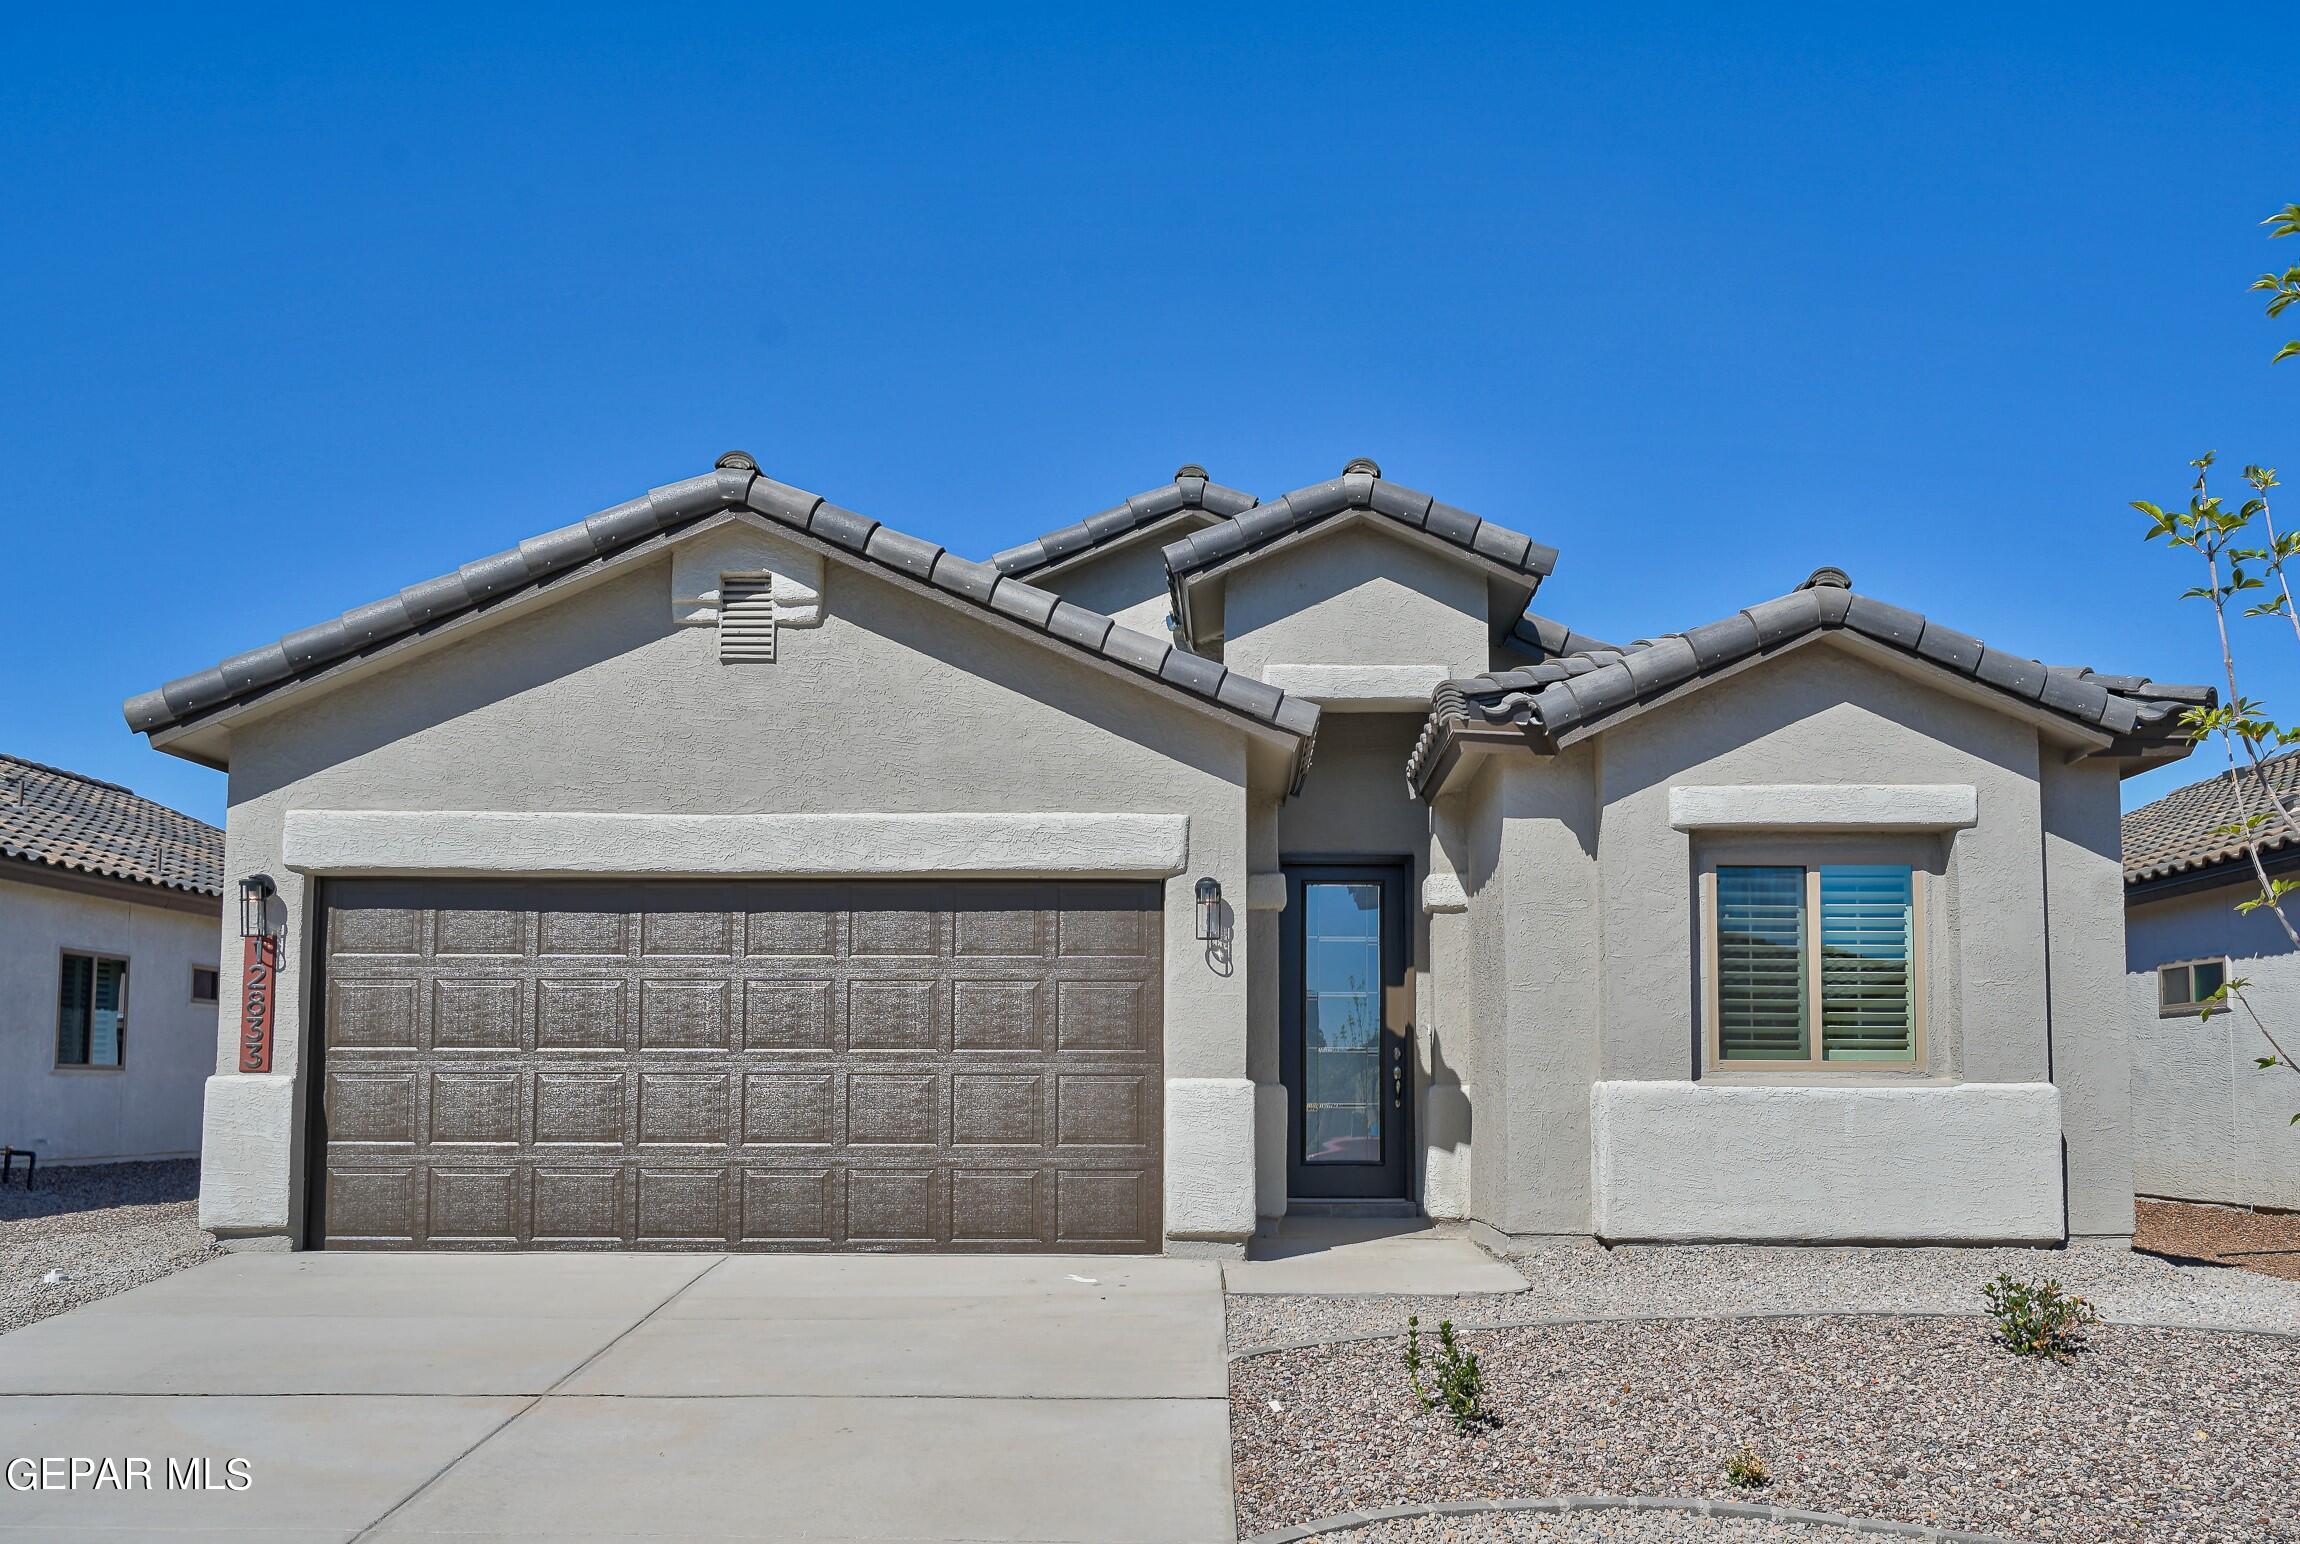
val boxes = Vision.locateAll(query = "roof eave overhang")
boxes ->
[0,853,224,916]
[1411,721,1542,801]
[1012,509,1220,587]
[1542,630,2122,756]
[149,506,1318,779]
[2126,841,2300,904]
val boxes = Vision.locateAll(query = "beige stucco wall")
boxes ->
[1453,638,2128,1243]
[1222,523,1490,685]
[2126,878,2300,1210]
[0,874,220,1164]
[200,535,1263,1248]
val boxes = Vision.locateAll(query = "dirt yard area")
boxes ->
[2136,1198,2300,1282]
[0,1159,220,1333]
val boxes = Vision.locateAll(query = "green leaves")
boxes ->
[2267,204,2300,239]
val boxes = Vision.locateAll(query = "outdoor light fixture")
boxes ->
[1194,877,1222,941]
[238,874,277,939]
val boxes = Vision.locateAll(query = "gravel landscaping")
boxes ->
[0,1159,219,1333]
[1231,1315,2300,1542]
[2136,1199,2300,1282]
[1311,1511,1939,1541]
[1227,1238,2300,1354]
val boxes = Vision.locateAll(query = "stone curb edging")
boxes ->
[1227,1306,2300,1360]
[1242,1493,2024,1544]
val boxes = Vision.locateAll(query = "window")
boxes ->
[2157,958,2227,1016]
[191,966,220,1004]
[1706,864,1921,1067]
[57,953,128,1068]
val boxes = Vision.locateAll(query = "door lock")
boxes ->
[1390,1039,1404,1108]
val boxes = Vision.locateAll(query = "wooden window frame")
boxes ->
[1702,864,1927,1071]
[2156,957,2229,1018]
[55,949,131,1073]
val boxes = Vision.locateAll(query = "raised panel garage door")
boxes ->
[312,879,1164,1252]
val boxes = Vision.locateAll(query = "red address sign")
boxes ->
[239,935,279,1074]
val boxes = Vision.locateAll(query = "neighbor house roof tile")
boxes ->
[0,755,223,897]
[2122,751,2300,884]
[990,467,1260,578]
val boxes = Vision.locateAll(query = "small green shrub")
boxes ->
[1403,1314,1494,1431]
[1723,1446,1770,1490]
[1982,1272,2100,1360]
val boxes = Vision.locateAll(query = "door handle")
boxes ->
[1390,1038,1404,1108]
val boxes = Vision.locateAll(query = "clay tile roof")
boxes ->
[991,467,1260,578]
[1408,571,2213,790]
[123,458,1320,753]
[2122,751,2300,884]
[0,755,223,897]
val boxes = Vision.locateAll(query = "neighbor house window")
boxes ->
[191,966,220,1004]
[2157,958,2227,1016]
[1705,864,1922,1067]
[57,953,129,1068]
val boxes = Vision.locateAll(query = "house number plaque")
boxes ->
[239,935,280,1073]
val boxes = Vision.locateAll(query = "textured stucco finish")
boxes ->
[1451,642,2125,1243]
[0,874,219,1164]
[1666,782,1978,831]
[203,550,1262,1246]
[1591,1080,2065,1242]
[1260,663,1450,710]
[1223,523,1489,685]
[199,1073,296,1234]
[2127,879,2300,1210]
[1164,1077,1257,1238]
[281,810,1191,878]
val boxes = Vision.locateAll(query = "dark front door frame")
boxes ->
[1278,858,1413,1202]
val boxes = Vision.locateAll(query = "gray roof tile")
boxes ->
[1161,461,1558,643]
[2124,751,2300,882]
[124,461,1319,763]
[991,467,1260,578]
[1408,569,2212,790]
[0,754,223,897]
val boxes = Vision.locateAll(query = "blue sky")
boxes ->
[1,4,2289,826]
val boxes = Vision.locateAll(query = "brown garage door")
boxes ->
[311,879,1163,1252]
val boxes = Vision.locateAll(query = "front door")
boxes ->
[1279,863,1412,1200]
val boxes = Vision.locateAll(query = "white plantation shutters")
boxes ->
[1712,865,1918,1066]
[1817,865,1915,1061]
[58,953,127,1067]
[718,577,775,663]
[1716,866,1809,1060]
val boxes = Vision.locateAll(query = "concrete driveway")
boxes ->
[0,1252,1233,1542]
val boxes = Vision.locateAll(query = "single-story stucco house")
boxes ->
[0,753,224,1166]
[2123,752,2300,1212]
[125,454,2209,1254]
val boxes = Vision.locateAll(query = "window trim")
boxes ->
[191,964,220,1005]
[1701,864,1928,1071]
[2156,956,2229,1018]
[55,949,131,1072]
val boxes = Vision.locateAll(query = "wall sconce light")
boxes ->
[1194,877,1222,941]
[238,874,277,939]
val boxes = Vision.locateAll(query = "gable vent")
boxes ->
[719,577,776,663]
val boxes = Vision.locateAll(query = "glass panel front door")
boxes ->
[1280,862,1411,1201]
[1301,882,1383,1164]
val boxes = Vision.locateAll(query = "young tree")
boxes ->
[2134,204,2300,1121]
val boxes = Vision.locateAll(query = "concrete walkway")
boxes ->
[0,1252,1233,1543]
[1225,1218,1528,1296]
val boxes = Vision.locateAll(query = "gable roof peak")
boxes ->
[1342,456,1381,477]
[1799,565,1852,590]
[715,449,760,472]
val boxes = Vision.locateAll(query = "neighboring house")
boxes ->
[0,754,224,1166]
[2123,752,2300,1211]
[125,454,2206,1254]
